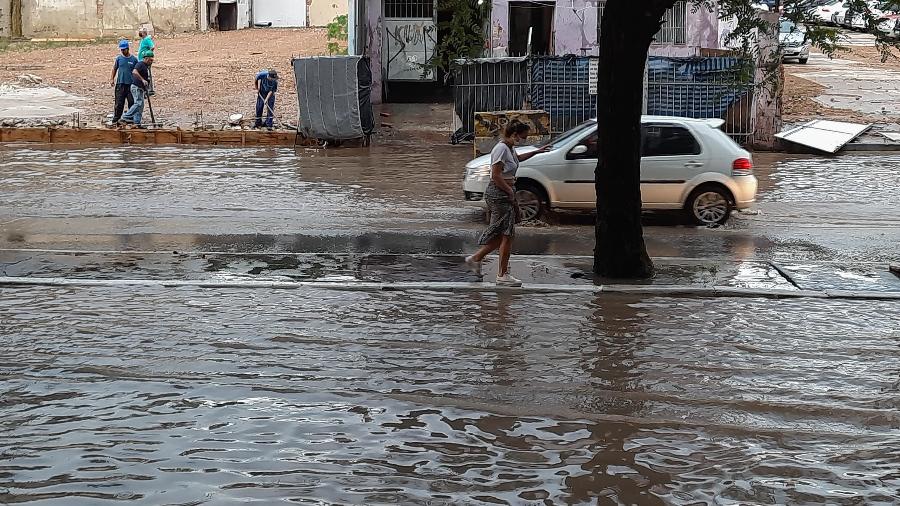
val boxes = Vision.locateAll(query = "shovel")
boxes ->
[146,92,156,125]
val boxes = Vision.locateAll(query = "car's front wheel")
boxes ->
[515,182,546,222]
[686,185,732,226]
[799,56,808,64]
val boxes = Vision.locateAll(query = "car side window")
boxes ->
[641,124,701,157]
[568,131,599,159]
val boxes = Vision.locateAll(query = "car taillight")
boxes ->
[732,158,753,176]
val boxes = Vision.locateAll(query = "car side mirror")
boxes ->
[570,145,589,156]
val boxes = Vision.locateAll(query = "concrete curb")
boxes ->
[843,144,900,152]
[2,276,899,300]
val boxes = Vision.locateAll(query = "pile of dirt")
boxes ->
[0,28,330,127]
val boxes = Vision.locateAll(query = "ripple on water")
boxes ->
[1,286,899,504]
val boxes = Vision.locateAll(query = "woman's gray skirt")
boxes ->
[478,182,516,245]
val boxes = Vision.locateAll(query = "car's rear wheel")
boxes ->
[686,185,733,226]
[515,181,546,222]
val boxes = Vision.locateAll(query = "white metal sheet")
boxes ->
[881,132,900,142]
[775,120,871,153]
[252,0,306,27]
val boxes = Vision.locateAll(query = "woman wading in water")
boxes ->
[465,120,548,286]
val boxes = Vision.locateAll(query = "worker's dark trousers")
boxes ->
[113,83,135,123]
[255,95,275,128]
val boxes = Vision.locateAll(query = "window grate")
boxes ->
[655,1,686,45]
[597,1,684,45]
[384,0,434,19]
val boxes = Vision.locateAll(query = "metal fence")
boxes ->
[451,54,756,144]
[645,56,756,143]
[451,55,597,141]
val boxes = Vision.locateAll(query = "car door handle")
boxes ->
[684,161,704,168]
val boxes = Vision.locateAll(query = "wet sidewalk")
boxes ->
[2,249,898,299]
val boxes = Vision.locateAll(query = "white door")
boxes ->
[238,0,253,28]
[253,0,307,27]
[557,129,598,205]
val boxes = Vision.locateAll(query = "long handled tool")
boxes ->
[145,67,156,125]
[146,92,156,125]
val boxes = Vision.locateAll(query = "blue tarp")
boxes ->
[645,56,752,120]
[529,56,597,132]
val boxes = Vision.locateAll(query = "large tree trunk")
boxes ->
[594,0,675,279]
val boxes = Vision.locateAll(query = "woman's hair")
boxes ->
[504,120,531,138]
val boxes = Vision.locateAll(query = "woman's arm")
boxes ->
[517,145,551,162]
[490,162,516,198]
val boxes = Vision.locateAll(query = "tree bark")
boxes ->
[594,0,675,279]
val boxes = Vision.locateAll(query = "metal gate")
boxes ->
[451,55,756,143]
[383,0,437,81]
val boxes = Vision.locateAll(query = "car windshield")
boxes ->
[537,120,596,151]
[779,20,797,33]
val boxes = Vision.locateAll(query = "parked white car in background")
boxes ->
[830,2,851,24]
[779,20,810,63]
[462,117,758,226]
[812,0,844,24]
[836,0,894,28]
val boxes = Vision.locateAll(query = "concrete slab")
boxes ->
[0,250,799,292]
[773,262,900,293]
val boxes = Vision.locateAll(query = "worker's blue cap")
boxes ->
[118,40,129,50]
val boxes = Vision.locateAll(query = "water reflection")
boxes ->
[4,286,897,503]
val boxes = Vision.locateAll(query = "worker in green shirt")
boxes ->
[137,28,156,94]
[137,28,155,59]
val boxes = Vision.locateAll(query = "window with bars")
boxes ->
[596,1,685,45]
[384,0,434,18]
[655,1,687,45]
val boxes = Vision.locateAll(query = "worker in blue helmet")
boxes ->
[110,39,138,125]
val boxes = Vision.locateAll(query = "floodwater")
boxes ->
[2,287,899,504]
[2,146,900,261]
[2,146,900,504]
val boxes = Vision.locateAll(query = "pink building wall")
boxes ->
[649,5,720,57]
[488,0,720,57]
[363,1,722,104]
[365,1,385,103]
[489,0,600,56]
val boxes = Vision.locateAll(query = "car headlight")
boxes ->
[466,165,492,178]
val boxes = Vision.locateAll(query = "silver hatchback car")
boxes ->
[463,116,758,226]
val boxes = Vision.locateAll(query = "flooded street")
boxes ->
[2,288,899,504]
[1,145,899,262]
[2,143,900,504]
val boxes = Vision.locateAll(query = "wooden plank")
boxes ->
[153,131,179,145]
[1,127,50,143]
[0,127,311,147]
[49,128,120,144]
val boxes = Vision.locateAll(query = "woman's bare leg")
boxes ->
[472,237,502,262]
[498,235,512,276]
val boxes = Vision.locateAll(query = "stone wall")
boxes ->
[23,0,196,38]
[308,0,345,27]
[0,0,10,38]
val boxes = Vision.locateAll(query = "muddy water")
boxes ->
[2,287,899,504]
[0,144,476,235]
